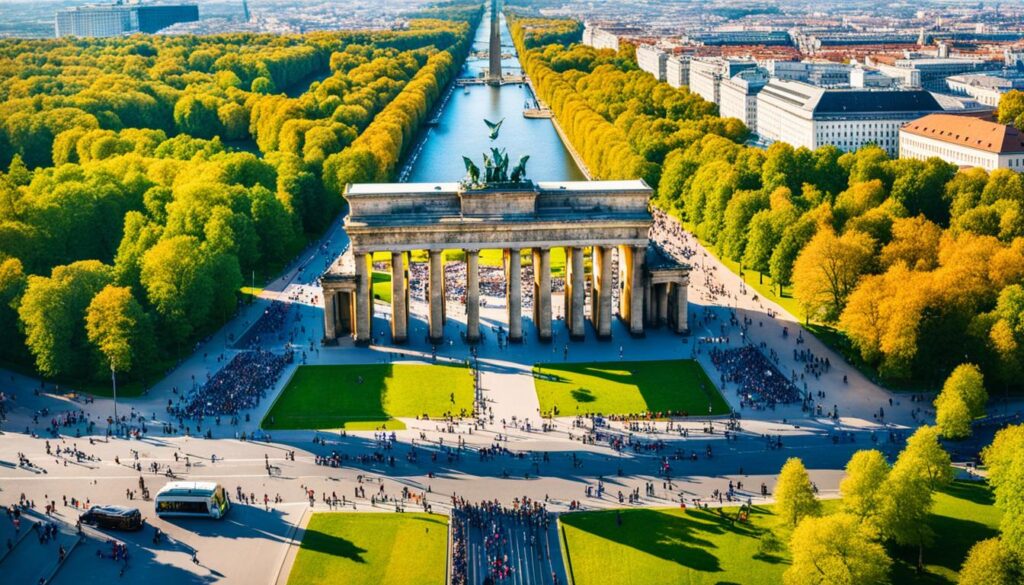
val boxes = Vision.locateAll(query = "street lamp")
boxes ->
[111,365,118,435]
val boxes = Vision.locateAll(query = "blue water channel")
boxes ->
[405,11,585,183]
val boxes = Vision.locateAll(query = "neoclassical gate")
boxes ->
[321,180,689,345]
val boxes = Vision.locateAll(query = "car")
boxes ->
[79,505,144,531]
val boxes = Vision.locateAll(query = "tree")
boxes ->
[959,537,1021,585]
[934,364,987,439]
[987,284,1024,384]
[998,90,1024,124]
[774,457,821,527]
[140,235,216,344]
[784,513,892,585]
[0,257,27,349]
[880,462,934,572]
[86,285,146,420]
[879,216,941,271]
[18,261,115,378]
[769,215,818,295]
[941,363,987,417]
[840,263,931,379]
[981,425,1024,557]
[879,425,953,570]
[888,158,956,225]
[85,285,143,376]
[173,94,223,140]
[934,389,973,439]
[839,450,890,528]
[899,425,954,490]
[792,228,876,322]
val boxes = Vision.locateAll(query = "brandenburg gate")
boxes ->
[321,179,691,345]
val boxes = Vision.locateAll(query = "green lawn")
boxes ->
[559,481,1000,585]
[372,271,392,303]
[533,360,729,417]
[262,363,474,430]
[287,513,448,585]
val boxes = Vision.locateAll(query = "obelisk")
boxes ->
[488,0,501,85]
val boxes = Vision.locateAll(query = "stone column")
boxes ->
[565,246,585,340]
[618,245,631,323]
[390,251,407,343]
[466,249,480,343]
[643,276,654,328]
[627,246,645,336]
[428,249,444,344]
[533,247,552,342]
[354,252,372,344]
[505,248,522,342]
[591,245,613,339]
[323,289,337,341]
[673,277,690,334]
[657,283,669,326]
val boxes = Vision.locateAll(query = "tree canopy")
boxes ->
[0,4,482,383]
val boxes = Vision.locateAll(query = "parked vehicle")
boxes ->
[79,505,144,531]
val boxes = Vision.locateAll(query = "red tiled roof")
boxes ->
[901,113,1024,154]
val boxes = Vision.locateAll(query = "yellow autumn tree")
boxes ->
[792,228,876,322]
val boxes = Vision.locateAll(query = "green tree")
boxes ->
[783,513,891,585]
[774,457,822,528]
[880,461,934,572]
[900,425,955,490]
[879,425,953,570]
[981,425,1024,557]
[769,215,818,295]
[0,258,28,360]
[18,261,114,377]
[839,449,890,528]
[85,285,143,375]
[941,363,987,417]
[173,94,223,140]
[934,389,973,439]
[85,285,149,415]
[959,537,1021,585]
[140,235,216,344]
[934,363,987,439]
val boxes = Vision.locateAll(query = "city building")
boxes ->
[55,1,197,37]
[945,72,1024,107]
[636,45,668,82]
[719,68,769,132]
[849,67,897,89]
[136,4,200,33]
[873,57,995,91]
[666,55,690,89]
[686,30,792,46]
[764,60,852,87]
[689,57,757,105]
[756,80,947,155]
[900,114,1024,171]
[582,23,642,52]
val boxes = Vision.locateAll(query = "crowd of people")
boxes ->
[649,208,698,262]
[451,495,556,584]
[710,346,800,408]
[233,301,296,350]
[168,350,289,419]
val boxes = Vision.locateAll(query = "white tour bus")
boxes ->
[155,481,230,519]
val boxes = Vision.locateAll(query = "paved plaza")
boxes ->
[0,210,986,584]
